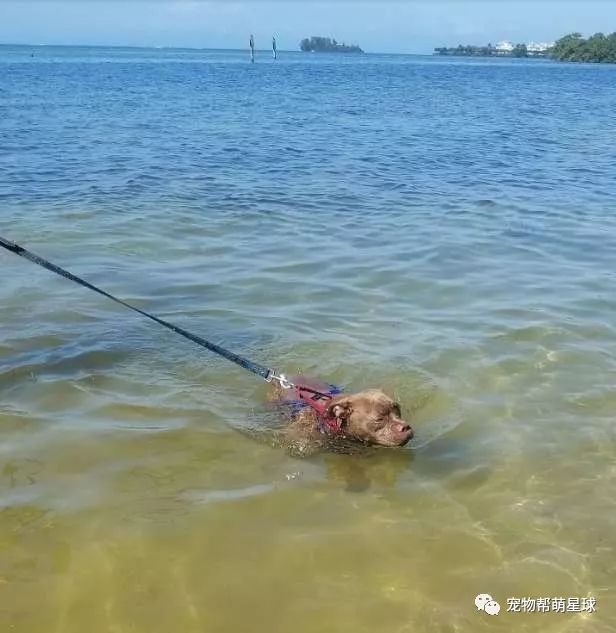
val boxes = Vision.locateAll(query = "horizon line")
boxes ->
[0,42,434,55]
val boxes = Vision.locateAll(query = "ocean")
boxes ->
[1,45,615,632]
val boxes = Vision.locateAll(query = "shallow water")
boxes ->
[1,45,616,631]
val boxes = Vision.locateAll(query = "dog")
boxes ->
[269,378,414,457]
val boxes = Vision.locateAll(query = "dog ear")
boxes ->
[326,398,352,423]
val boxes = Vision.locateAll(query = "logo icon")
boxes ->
[475,594,501,616]
[485,600,501,616]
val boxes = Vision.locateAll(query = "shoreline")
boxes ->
[0,43,542,58]
[3,43,615,64]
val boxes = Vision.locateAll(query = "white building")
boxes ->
[495,40,514,53]
[526,41,554,53]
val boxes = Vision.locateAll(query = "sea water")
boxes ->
[1,45,615,632]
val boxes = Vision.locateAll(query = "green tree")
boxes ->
[512,43,528,57]
[299,36,363,53]
[549,32,616,63]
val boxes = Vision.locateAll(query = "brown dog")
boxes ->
[269,382,414,457]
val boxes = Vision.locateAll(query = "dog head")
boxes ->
[325,390,413,447]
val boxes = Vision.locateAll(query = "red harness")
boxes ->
[282,375,344,433]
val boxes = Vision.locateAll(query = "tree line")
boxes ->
[550,32,616,63]
[434,43,539,58]
[300,37,363,53]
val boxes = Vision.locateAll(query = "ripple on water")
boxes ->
[1,47,616,633]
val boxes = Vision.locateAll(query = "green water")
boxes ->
[2,225,614,631]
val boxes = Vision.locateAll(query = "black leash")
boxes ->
[0,236,332,398]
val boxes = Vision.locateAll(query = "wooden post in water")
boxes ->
[272,36,277,60]
[250,34,255,63]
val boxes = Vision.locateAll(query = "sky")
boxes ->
[0,1,614,54]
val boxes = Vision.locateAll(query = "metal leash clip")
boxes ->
[265,370,294,390]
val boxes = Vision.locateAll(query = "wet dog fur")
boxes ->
[268,382,414,457]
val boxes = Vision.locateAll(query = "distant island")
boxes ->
[550,32,616,63]
[434,40,552,58]
[300,36,363,54]
[435,32,616,63]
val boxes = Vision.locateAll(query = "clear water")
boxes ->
[1,45,615,632]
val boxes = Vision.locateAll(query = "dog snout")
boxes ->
[395,422,413,435]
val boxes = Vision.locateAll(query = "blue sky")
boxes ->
[1,1,614,54]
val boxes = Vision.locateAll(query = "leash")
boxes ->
[0,236,333,400]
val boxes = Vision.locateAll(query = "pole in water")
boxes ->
[250,34,255,63]
[272,36,277,60]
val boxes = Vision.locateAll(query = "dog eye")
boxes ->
[392,403,401,416]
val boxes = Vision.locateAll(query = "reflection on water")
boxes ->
[1,45,616,632]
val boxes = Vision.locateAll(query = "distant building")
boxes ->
[495,40,514,53]
[434,38,554,58]
[526,41,554,53]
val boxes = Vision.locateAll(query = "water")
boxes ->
[1,45,616,632]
